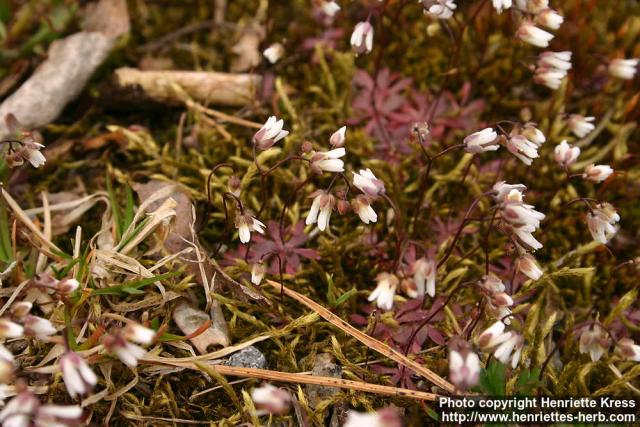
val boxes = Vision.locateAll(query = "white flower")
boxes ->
[0,391,40,427]
[616,338,640,362]
[480,276,514,323]
[554,140,580,168]
[329,126,346,148]
[493,333,524,368]
[567,114,595,138]
[423,0,457,20]
[477,321,511,349]
[492,0,512,14]
[609,58,638,80]
[515,253,543,280]
[534,67,566,89]
[60,351,98,398]
[583,164,613,183]
[105,335,147,368]
[23,143,46,168]
[516,0,548,14]
[0,318,24,339]
[263,43,284,64]
[516,21,554,48]
[310,147,345,174]
[411,257,437,298]
[0,344,15,383]
[353,169,385,197]
[506,135,539,165]
[123,323,156,345]
[34,404,83,427]
[321,1,341,17]
[251,384,291,414]
[494,183,545,251]
[449,349,480,389]
[463,128,500,153]
[253,116,289,150]
[23,315,57,339]
[579,324,610,362]
[305,191,335,232]
[351,195,377,225]
[344,408,402,427]
[114,341,147,368]
[251,262,266,286]
[10,301,32,319]
[521,123,546,145]
[350,22,374,55]
[536,8,563,30]
[235,213,266,244]
[368,273,398,311]
[586,203,620,244]
[538,51,572,70]
[492,181,526,202]
[512,224,544,250]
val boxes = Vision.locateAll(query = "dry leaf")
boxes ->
[173,301,230,352]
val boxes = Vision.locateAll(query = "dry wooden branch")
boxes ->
[108,68,263,107]
[181,363,437,401]
[265,279,456,394]
[0,0,129,139]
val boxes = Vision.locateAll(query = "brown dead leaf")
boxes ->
[173,301,230,352]
[230,21,265,72]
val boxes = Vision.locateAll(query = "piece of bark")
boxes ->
[0,0,129,139]
[107,68,263,107]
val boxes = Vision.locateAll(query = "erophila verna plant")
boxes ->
[0,0,638,425]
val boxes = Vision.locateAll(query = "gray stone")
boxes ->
[225,346,267,369]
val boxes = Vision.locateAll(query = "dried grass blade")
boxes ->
[266,279,455,394]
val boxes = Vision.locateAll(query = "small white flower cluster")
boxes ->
[477,320,524,368]
[350,21,374,55]
[250,383,291,415]
[305,127,384,233]
[464,128,500,154]
[369,254,438,310]
[102,322,156,368]
[553,140,580,169]
[586,202,620,244]
[0,301,88,426]
[0,388,83,427]
[367,272,398,311]
[566,114,595,139]
[235,212,266,244]
[505,123,546,166]
[515,1,563,47]
[583,163,613,183]
[263,43,284,64]
[344,407,402,427]
[609,58,638,80]
[493,181,545,251]
[578,324,610,362]
[534,51,572,90]
[422,0,457,20]
[2,114,46,168]
[448,340,480,390]
[478,275,515,324]
[579,323,640,363]
[405,256,437,299]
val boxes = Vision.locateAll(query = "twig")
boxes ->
[265,279,456,394]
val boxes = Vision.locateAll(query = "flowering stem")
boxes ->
[437,190,494,269]
[410,143,465,235]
